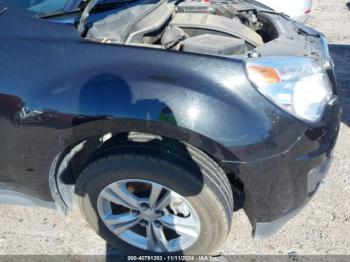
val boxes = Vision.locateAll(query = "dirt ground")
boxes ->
[0,0,349,257]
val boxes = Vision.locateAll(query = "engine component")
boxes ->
[125,0,175,44]
[214,3,263,31]
[161,26,187,49]
[214,3,251,16]
[170,13,263,47]
[181,34,246,55]
[86,0,173,44]
[177,1,210,13]
[86,1,155,43]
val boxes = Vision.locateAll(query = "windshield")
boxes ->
[7,0,71,14]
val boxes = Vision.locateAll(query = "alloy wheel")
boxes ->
[97,179,201,253]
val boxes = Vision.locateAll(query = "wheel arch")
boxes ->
[49,118,244,214]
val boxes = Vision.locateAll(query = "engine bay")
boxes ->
[83,0,277,57]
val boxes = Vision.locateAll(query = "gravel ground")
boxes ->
[0,0,349,257]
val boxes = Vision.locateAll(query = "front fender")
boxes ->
[0,8,306,163]
[27,48,306,164]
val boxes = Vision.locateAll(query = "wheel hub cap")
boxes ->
[140,209,157,221]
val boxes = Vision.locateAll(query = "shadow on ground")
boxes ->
[330,44,350,126]
[346,2,350,10]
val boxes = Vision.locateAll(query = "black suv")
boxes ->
[0,0,340,255]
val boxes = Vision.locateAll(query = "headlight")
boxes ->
[245,57,332,123]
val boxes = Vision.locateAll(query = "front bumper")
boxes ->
[224,94,340,239]
[254,157,333,239]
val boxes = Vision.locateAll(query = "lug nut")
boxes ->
[132,210,140,216]
[140,203,149,210]
[154,221,162,228]
[139,220,149,227]
[156,210,164,218]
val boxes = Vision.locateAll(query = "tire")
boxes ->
[75,145,233,255]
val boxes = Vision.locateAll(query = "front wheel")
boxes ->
[75,149,233,255]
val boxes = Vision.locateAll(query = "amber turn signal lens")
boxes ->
[247,65,281,84]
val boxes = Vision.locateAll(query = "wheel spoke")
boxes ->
[103,212,139,226]
[111,182,141,209]
[103,213,140,235]
[155,191,172,210]
[152,224,169,252]
[102,182,140,210]
[99,188,138,210]
[149,183,163,209]
[146,223,157,251]
[159,214,199,238]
